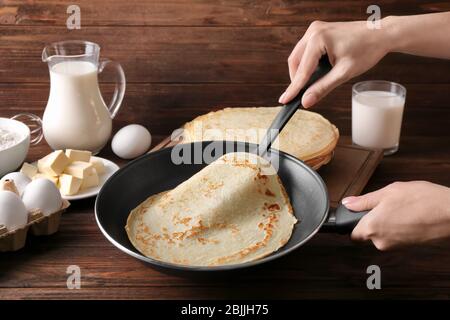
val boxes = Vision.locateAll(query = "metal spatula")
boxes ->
[258,55,332,158]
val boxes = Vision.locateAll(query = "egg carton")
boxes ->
[0,199,70,252]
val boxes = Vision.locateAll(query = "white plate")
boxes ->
[33,156,119,201]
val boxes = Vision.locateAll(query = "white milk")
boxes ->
[352,90,405,150]
[43,61,112,153]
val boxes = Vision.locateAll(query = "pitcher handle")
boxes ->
[98,59,126,119]
[11,113,43,145]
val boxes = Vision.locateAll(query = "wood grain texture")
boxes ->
[1,0,450,300]
[1,83,449,137]
[1,0,448,26]
[1,136,450,299]
[1,26,450,84]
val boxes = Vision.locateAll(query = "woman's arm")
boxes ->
[279,12,450,108]
[386,12,450,59]
[278,13,450,251]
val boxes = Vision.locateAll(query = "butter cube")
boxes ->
[81,170,99,190]
[66,149,91,163]
[20,162,38,179]
[64,161,93,179]
[33,173,59,186]
[38,150,70,176]
[89,157,105,175]
[59,174,82,196]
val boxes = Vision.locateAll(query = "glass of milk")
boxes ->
[352,80,406,155]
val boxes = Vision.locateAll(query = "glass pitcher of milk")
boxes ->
[42,40,125,154]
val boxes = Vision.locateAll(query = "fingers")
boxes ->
[288,39,307,81]
[351,211,375,242]
[345,189,384,245]
[351,207,391,251]
[279,40,325,104]
[342,188,385,212]
[287,22,320,81]
[301,63,349,108]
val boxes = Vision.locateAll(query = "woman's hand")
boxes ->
[279,12,450,108]
[342,181,450,250]
[279,20,389,107]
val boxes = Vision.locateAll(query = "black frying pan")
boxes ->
[95,56,368,271]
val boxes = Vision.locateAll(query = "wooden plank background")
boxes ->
[1,0,449,138]
[1,0,450,299]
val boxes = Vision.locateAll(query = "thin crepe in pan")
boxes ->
[126,152,297,267]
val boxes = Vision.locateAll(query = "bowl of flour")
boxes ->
[0,116,41,177]
[0,128,22,152]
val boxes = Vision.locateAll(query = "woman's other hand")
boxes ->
[343,181,450,250]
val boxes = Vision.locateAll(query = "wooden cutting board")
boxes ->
[151,135,383,208]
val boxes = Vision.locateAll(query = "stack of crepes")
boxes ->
[183,107,339,170]
[126,152,297,267]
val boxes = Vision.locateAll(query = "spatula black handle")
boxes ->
[258,54,332,157]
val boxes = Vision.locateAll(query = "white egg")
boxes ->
[1,172,31,196]
[0,191,28,232]
[22,178,62,216]
[112,124,152,159]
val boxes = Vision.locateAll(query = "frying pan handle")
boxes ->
[322,204,369,234]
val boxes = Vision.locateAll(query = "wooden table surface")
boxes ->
[1,0,450,299]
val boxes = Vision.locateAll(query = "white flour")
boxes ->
[0,128,21,151]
